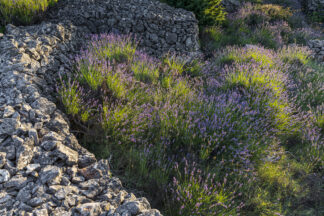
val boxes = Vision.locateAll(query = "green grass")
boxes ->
[0,0,58,25]
[200,20,279,51]
[218,46,275,68]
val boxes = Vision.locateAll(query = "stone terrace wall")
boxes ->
[0,22,162,215]
[45,0,200,56]
[308,39,324,62]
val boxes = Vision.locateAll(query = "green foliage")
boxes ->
[279,45,310,65]
[170,164,237,216]
[251,27,278,49]
[163,55,185,76]
[200,19,278,51]
[184,59,205,77]
[219,47,275,68]
[91,36,136,63]
[255,4,292,22]
[106,72,128,99]
[78,63,106,90]
[200,24,252,51]
[161,0,226,26]
[308,11,324,23]
[58,79,82,116]
[0,0,58,25]
[220,65,291,132]
[132,60,160,84]
[199,1,306,52]
[316,112,324,132]
[0,25,4,33]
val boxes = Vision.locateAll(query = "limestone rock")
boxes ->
[4,174,28,189]
[54,142,78,166]
[40,165,62,184]
[16,137,34,170]
[75,202,102,216]
[0,118,20,135]
[0,169,10,183]
[116,198,151,215]
[0,152,6,168]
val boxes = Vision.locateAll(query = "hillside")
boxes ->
[0,0,323,215]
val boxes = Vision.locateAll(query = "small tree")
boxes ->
[203,0,227,25]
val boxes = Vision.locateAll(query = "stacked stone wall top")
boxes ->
[45,0,200,56]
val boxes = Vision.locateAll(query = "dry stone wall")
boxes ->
[308,39,324,63]
[0,21,162,216]
[45,0,200,56]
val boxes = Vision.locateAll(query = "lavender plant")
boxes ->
[59,33,324,215]
[169,161,240,216]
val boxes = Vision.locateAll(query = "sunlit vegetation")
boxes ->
[0,0,58,25]
[1,0,319,215]
[161,0,226,25]
[200,1,323,52]
[58,30,324,215]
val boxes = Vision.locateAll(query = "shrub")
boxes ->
[200,3,293,51]
[218,46,276,68]
[235,3,292,23]
[315,111,324,132]
[309,11,324,23]
[287,14,305,29]
[251,26,278,49]
[0,0,58,25]
[200,21,256,51]
[161,0,226,26]
[169,161,240,215]
[256,4,292,22]
[279,45,311,65]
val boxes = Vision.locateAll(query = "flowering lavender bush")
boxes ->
[200,1,320,52]
[169,161,242,215]
[0,0,58,25]
[59,33,324,215]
